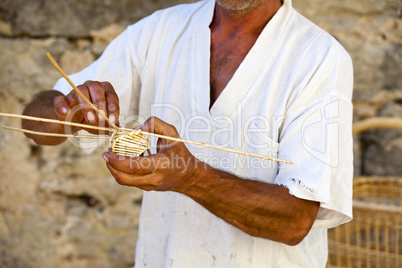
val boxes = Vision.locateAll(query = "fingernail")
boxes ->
[98,110,106,120]
[87,111,95,122]
[60,106,68,115]
[108,103,116,112]
[102,153,109,163]
[109,113,116,123]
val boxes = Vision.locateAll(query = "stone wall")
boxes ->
[0,0,401,267]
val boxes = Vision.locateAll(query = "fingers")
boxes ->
[75,84,97,123]
[53,95,70,121]
[103,82,120,125]
[103,151,166,175]
[53,94,83,133]
[83,81,107,123]
[140,117,182,153]
[60,83,96,124]
[103,151,168,191]
[105,162,161,190]
[57,81,120,128]
[141,117,179,138]
[78,81,119,126]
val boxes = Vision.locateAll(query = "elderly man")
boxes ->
[22,0,353,266]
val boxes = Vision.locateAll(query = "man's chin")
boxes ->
[216,0,262,11]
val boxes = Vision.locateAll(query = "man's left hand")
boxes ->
[102,116,203,192]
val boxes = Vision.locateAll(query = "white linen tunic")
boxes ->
[54,0,354,266]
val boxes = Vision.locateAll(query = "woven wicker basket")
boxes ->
[327,176,402,268]
[327,118,402,268]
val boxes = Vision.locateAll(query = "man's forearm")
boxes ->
[180,164,320,245]
[22,90,67,145]
[103,117,321,245]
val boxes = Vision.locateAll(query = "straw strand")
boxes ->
[0,112,113,132]
[3,126,109,139]
[0,112,293,164]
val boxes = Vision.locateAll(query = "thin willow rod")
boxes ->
[117,127,294,165]
[3,126,109,139]
[0,112,113,132]
[46,52,119,130]
[0,112,293,164]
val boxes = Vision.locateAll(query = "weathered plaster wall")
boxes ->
[0,0,401,267]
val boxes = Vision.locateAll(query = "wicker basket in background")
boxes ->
[327,177,402,267]
[327,118,402,268]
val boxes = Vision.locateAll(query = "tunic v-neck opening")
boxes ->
[207,3,283,112]
[192,0,292,119]
[207,27,261,115]
[208,32,260,112]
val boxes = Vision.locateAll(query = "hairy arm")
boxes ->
[181,166,319,245]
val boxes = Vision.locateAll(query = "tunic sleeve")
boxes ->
[274,42,354,229]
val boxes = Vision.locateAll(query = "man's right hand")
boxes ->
[22,81,120,145]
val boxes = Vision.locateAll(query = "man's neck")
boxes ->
[210,0,283,35]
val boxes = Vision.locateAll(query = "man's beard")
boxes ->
[216,0,264,11]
